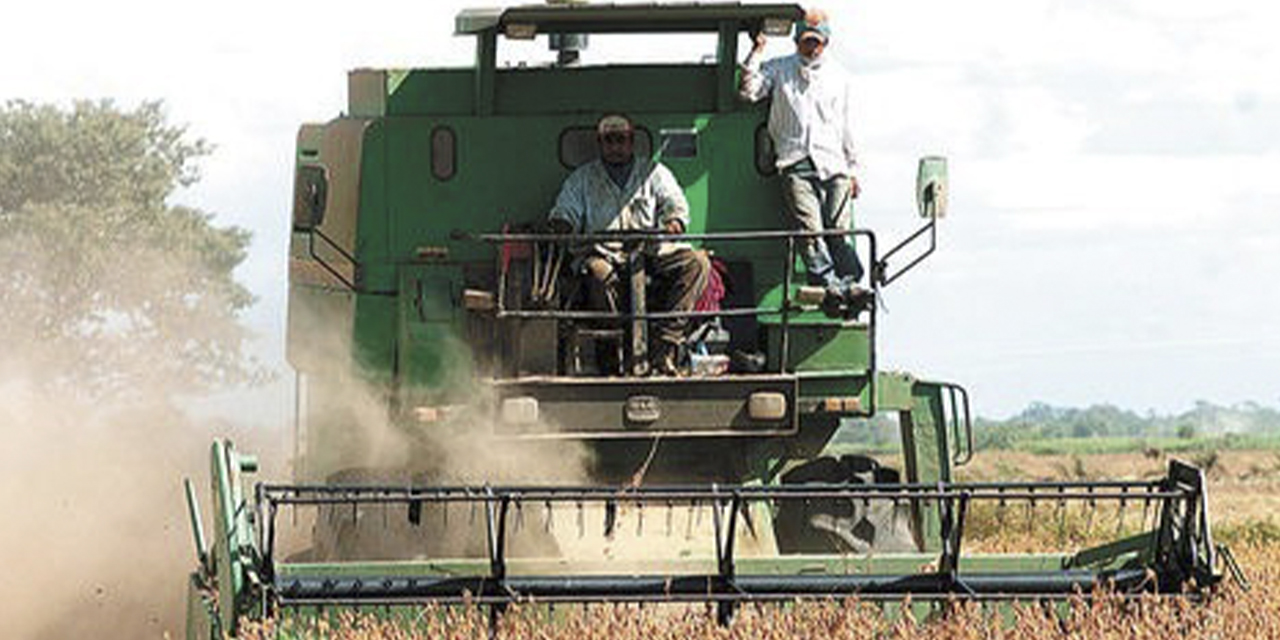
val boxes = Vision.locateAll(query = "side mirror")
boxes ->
[916,156,948,218]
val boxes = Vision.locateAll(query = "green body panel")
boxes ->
[201,440,261,637]
[874,370,918,410]
[774,322,870,373]
[275,551,1130,582]
[384,69,475,115]
[397,265,474,398]
[371,110,779,256]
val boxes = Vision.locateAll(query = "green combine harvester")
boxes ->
[184,3,1233,637]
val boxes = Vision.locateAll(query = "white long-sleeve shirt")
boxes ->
[739,52,858,180]
[548,157,690,263]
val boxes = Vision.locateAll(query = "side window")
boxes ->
[558,127,653,169]
[754,123,777,176]
[292,165,328,230]
[431,126,457,181]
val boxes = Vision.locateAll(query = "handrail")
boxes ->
[924,381,974,466]
[461,228,877,243]
[459,226,884,322]
[304,227,359,292]
[462,227,880,380]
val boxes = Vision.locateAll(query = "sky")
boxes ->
[3,0,1278,421]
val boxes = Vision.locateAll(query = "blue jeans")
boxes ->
[780,161,863,289]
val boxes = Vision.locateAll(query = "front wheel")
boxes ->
[773,454,921,554]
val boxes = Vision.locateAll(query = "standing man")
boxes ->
[548,114,710,376]
[739,8,870,315]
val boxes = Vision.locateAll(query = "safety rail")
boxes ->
[466,227,881,323]
[878,216,937,287]
[460,227,884,411]
[255,460,1220,619]
[937,381,974,466]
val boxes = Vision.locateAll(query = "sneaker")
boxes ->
[843,285,874,315]
[820,283,846,318]
[821,283,874,319]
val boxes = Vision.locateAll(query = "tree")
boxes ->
[0,99,257,402]
[1176,422,1198,440]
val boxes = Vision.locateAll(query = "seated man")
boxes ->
[548,113,709,376]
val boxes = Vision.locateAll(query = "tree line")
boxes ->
[832,401,1280,452]
[974,401,1280,450]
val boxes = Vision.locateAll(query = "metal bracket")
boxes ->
[1217,543,1251,592]
[712,488,742,625]
[484,488,511,582]
[877,218,936,287]
[305,228,359,292]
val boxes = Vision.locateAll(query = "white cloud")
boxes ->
[967,153,1280,233]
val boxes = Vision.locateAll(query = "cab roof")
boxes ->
[456,2,804,35]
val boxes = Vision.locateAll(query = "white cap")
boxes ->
[596,114,633,135]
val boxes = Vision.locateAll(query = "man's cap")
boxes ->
[794,8,831,43]
[596,114,634,135]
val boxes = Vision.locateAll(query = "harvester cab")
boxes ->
[185,3,1229,637]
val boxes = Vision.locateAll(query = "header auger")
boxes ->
[185,3,1230,637]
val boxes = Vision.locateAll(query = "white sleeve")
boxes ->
[738,54,773,103]
[549,170,585,231]
[652,165,690,229]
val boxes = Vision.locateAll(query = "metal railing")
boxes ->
[463,227,883,406]
[256,460,1219,616]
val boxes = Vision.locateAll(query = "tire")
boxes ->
[773,454,920,554]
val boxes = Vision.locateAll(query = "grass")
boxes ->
[825,434,1280,461]
[1016,434,1280,456]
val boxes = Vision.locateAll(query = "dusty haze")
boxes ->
[0,234,285,638]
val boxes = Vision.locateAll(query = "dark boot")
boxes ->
[651,340,683,377]
[821,283,874,319]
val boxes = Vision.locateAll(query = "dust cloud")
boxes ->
[0,381,265,639]
[0,244,285,638]
[280,332,765,568]
[286,324,597,486]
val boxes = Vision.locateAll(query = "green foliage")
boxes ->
[0,99,257,401]
[975,401,1280,453]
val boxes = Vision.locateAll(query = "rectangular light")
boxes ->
[505,23,538,40]
[501,396,540,425]
[749,392,787,421]
[762,17,792,37]
[462,289,495,311]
